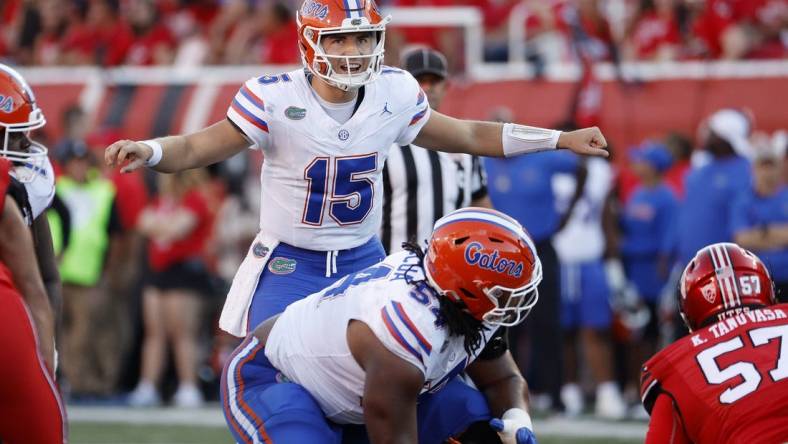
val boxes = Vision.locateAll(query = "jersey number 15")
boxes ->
[303,154,377,226]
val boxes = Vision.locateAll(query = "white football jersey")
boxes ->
[226,67,431,251]
[264,250,498,424]
[10,157,55,223]
[552,157,612,262]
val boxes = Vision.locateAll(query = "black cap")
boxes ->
[401,48,448,79]
[55,139,90,163]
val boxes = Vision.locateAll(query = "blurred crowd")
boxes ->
[0,0,785,69]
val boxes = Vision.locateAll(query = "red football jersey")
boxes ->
[641,304,788,444]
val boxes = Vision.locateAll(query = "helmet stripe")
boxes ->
[716,243,736,309]
[712,243,737,309]
[721,245,742,307]
[708,245,730,309]
[434,209,524,238]
[351,0,362,18]
[342,0,351,18]
[720,245,739,308]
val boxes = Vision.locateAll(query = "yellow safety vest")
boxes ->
[53,175,116,286]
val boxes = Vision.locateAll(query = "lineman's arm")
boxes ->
[0,198,54,371]
[646,394,690,444]
[466,350,530,417]
[105,119,250,173]
[347,319,424,444]
[31,215,62,326]
[413,110,609,158]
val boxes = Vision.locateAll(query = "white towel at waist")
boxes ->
[219,231,280,337]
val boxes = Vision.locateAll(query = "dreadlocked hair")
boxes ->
[401,240,487,356]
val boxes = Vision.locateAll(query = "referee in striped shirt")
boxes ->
[380,48,492,254]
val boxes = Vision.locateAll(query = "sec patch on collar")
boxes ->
[268,257,297,275]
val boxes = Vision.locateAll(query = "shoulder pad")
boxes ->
[6,176,33,225]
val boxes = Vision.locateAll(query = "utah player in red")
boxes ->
[641,242,788,444]
[0,156,65,441]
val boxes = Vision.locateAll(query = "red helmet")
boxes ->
[296,0,390,91]
[424,207,542,327]
[680,243,776,331]
[0,64,47,182]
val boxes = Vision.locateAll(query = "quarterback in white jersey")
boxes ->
[227,64,428,251]
[105,0,609,339]
[222,208,542,444]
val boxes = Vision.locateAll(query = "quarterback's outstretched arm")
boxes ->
[413,110,609,158]
[105,119,250,173]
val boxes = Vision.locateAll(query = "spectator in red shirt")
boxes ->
[125,0,176,66]
[31,0,71,65]
[557,0,617,63]
[257,2,300,65]
[0,0,22,60]
[386,0,462,72]
[625,0,682,60]
[61,0,134,66]
[739,0,788,59]
[689,0,751,59]
[128,168,213,408]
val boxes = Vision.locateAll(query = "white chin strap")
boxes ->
[7,140,48,183]
[1,112,48,183]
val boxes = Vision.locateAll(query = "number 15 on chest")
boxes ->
[302,153,378,226]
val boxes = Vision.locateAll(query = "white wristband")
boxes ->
[502,408,534,431]
[501,123,561,157]
[140,139,163,167]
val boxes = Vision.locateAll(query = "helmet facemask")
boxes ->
[480,256,542,327]
[425,251,543,328]
[298,16,390,91]
[1,106,47,183]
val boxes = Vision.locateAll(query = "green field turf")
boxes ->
[69,422,642,444]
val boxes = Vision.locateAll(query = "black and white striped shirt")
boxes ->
[380,143,487,254]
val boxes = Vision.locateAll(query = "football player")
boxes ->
[105,0,607,342]
[222,207,540,443]
[0,156,65,442]
[641,242,788,443]
[0,64,62,329]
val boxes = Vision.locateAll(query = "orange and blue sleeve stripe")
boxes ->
[240,84,265,110]
[409,108,428,126]
[416,90,425,106]
[230,85,269,133]
[391,301,432,355]
[381,307,423,364]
